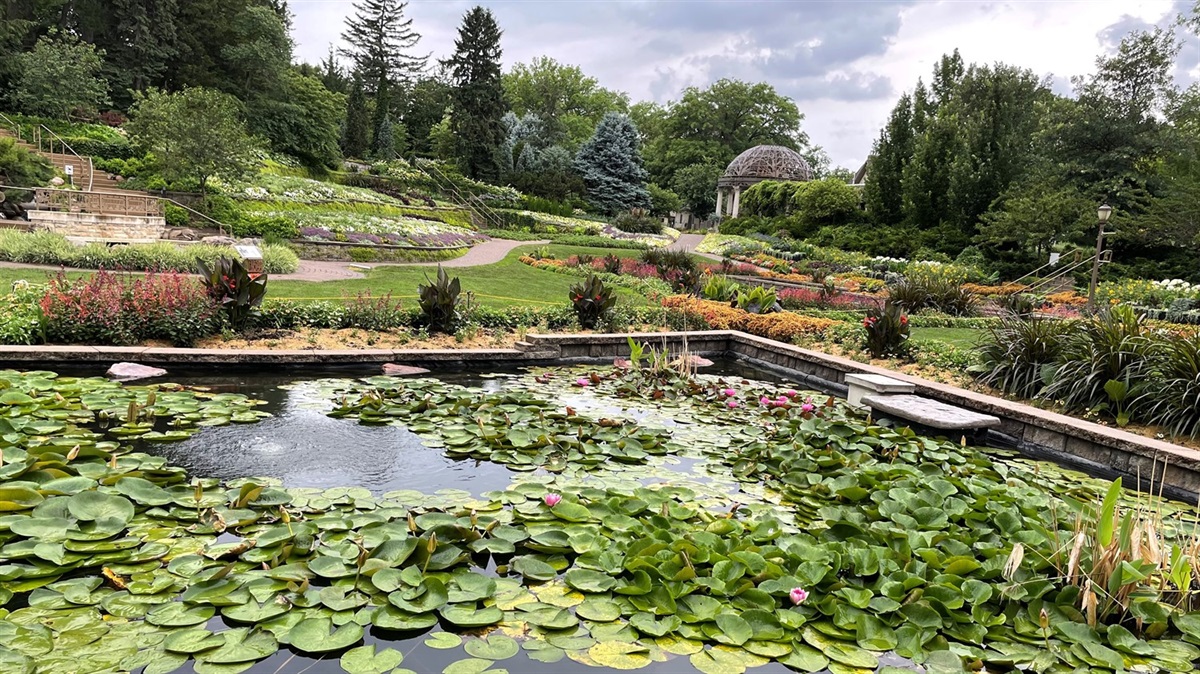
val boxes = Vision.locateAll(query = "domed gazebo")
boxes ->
[716,145,813,217]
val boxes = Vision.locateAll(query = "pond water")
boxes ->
[1,361,1198,674]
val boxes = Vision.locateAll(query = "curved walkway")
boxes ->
[0,233,711,283]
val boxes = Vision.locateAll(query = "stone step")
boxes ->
[861,393,1000,431]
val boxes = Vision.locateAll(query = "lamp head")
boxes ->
[1097,204,1112,224]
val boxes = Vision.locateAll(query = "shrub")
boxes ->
[974,316,1074,399]
[569,275,616,329]
[887,277,978,317]
[1042,306,1153,417]
[348,247,378,263]
[262,244,300,274]
[602,254,622,275]
[234,214,299,240]
[163,202,190,228]
[343,292,407,331]
[198,257,268,331]
[39,271,218,346]
[863,302,910,358]
[0,283,46,345]
[1138,333,1200,438]
[659,295,837,341]
[613,212,664,235]
[418,266,462,334]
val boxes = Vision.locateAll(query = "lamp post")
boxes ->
[1087,204,1113,312]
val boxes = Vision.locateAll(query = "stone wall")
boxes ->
[29,211,167,241]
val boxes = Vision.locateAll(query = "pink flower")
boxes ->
[726,399,739,409]
[575,378,589,387]
[790,587,809,605]
[544,493,562,507]
[776,396,789,405]
[759,396,771,406]
[722,388,737,397]
[785,390,797,398]
[801,403,815,413]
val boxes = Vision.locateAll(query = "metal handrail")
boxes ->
[0,112,21,141]
[417,160,509,231]
[1013,250,1082,287]
[160,197,229,237]
[34,124,93,191]
[1024,251,1111,295]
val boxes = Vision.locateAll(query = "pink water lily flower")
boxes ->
[801,403,815,413]
[776,396,789,405]
[575,378,589,387]
[785,390,798,398]
[726,399,739,409]
[722,388,737,397]
[544,493,562,507]
[790,587,809,605]
[759,396,771,406]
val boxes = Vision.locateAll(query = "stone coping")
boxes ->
[1,330,1197,496]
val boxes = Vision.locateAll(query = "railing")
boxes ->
[0,112,21,142]
[32,125,93,191]
[417,160,510,231]
[1020,250,1112,296]
[1,184,234,236]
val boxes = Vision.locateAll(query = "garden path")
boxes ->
[669,232,721,261]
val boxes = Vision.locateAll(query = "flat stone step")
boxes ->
[846,373,915,406]
[861,393,1000,430]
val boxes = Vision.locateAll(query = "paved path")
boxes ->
[669,232,722,261]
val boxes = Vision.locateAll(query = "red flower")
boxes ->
[900,315,908,325]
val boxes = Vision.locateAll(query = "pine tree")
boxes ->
[339,0,427,94]
[373,114,396,160]
[320,46,348,94]
[443,6,505,181]
[371,77,392,158]
[863,93,913,226]
[574,112,650,215]
[342,76,370,158]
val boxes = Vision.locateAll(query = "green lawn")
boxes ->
[0,244,651,309]
[909,326,984,348]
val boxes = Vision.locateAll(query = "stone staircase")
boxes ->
[0,126,136,195]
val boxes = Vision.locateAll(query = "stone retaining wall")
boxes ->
[29,211,167,240]
[2,330,1197,500]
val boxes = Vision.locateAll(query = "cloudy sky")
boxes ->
[289,0,1199,169]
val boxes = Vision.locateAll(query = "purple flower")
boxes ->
[300,226,335,241]
[790,587,809,605]
[544,493,562,507]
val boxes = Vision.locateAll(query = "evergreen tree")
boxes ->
[574,112,650,215]
[339,0,427,94]
[863,93,913,226]
[108,0,179,101]
[429,110,457,161]
[373,114,396,160]
[371,77,392,158]
[342,75,370,158]
[443,6,505,181]
[320,46,348,94]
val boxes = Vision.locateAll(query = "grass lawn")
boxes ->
[0,244,652,309]
[909,326,984,348]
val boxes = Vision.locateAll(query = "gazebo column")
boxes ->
[715,189,724,217]
[732,186,742,217]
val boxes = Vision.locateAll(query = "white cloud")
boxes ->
[290,0,1188,168]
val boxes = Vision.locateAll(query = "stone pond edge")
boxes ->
[1,331,1197,500]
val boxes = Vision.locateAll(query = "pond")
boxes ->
[0,358,1198,674]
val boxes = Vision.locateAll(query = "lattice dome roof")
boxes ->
[718,145,813,188]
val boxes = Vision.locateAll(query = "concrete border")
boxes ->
[2,330,1197,499]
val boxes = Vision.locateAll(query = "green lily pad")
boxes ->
[340,644,405,674]
[162,628,225,654]
[464,635,519,660]
[425,632,463,649]
[198,627,278,664]
[439,604,503,628]
[287,617,364,654]
[145,603,215,627]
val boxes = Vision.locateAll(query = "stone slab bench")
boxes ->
[846,373,914,406]
[861,393,1000,431]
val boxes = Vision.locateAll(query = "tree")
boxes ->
[792,178,860,229]
[863,93,913,225]
[574,112,649,215]
[647,183,682,217]
[221,5,292,100]
[647,79,807,184]
[254,71,345,169]
[670,163,723,217]
[372,114,398,160]
[126,88,258,193]
[13,33,109,117]
[339,0,426,93]
[403,75,453,155]
[444,6,505,181]
[371,77,393,159]
[429,110,456,161]
[318,46,348,94]
[342,76,371,158]
[503,57,629,148]
[106,0,179,102]
[975,175,1092,278]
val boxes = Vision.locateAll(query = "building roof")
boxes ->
[717,145,814,188]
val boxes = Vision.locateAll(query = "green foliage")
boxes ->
[197,257,268,330]
[0,282,46,345]
[520,195,575,217]
[0,138,53,187]
[863,302,911,358]
[446,6,505,181]
[339,0,427,92]
[127,88,259,192]
[502,56,630,149]
[418,265,463,334]
[887,268,980,317]
[13,32,109,117]
[1042,305,1151,413]
[734,286,779,314]
[348,247,378,262]
[0,230,299,274]
[646,183,681,216]
[232,213,299,240]
[252,70,345,169]
[791,178,861,230]
[574,113,650,215]
[342,77,370,159]
[163,203,190,228]
[569,274,616,329]
[975,316,1074,398]
[612,212,663,235]
[670,163,722,216]
[701,275,741,302]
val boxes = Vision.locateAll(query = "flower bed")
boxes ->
[0,230,300,274]
[660,295,838,340]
